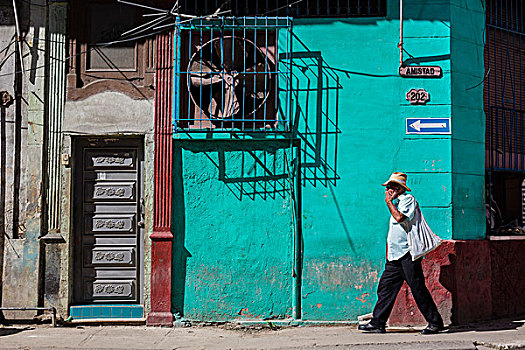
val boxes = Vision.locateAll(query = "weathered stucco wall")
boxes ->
[172,0,485,321]
[0,4,18,309]
[51,92,155,317]
[1,0,44,319]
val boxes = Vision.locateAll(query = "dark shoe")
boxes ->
[421,324,444,335]
[358,323,386,333]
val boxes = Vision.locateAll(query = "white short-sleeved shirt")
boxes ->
[387,193,417,261]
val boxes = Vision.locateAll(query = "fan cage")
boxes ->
[174,17,293,133]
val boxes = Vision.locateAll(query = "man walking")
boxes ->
[358,172,444,334]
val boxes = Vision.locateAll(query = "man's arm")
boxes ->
[385,190,407,223]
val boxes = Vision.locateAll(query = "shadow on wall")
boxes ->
[174,36,345,200]
[0,4,16,27]
[179,39,345,199]
[283,33,342,188]
[216,145,294,201]
[171,145,190,319]
[174,30,344,199]
[170,37,348,316]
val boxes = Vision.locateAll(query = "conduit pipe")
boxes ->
[399,0,404,66]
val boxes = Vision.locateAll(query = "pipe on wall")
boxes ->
[399,0,403,66]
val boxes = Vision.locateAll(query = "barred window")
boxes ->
[179,0,387,17]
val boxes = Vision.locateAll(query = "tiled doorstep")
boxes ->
[69,305,144,320]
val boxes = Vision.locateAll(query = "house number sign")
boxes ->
[406,89,430,105]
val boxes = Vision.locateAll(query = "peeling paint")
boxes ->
[356,293,370,303]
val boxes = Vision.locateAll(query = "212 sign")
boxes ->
[406,88,430,105]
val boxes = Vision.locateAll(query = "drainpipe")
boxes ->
[293,144,302,320]
[398,0,404,67]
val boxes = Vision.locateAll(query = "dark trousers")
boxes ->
[370,253,443,327]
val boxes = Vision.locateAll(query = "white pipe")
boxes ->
[399,0,404,67]
[12,0,25,75]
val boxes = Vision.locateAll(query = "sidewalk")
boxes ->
[1,319,524,350]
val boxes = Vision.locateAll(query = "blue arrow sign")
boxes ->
[406,118,451,134]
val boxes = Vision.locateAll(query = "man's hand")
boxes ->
[385,188,406,223]
[385,188,397,202]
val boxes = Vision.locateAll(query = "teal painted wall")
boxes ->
[172,0,486,321]
[292,1,455,320]
[450,1,486,240]
[172,140,295,320]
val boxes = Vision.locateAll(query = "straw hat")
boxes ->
[382,172,411,191]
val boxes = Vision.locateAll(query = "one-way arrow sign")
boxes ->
[406,118,451,134]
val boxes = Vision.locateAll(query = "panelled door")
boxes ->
[73,138,144,305]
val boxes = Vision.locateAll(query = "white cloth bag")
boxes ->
[406,204,442,261]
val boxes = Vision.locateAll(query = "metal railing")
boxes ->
[174,17,293,133]
[485,0,525,172]
[177,0,387,17]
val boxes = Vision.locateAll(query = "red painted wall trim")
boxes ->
[147,31,174,326]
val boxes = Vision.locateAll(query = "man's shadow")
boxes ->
[445,318,524,333]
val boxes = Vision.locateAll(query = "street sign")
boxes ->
[406,118,451,134]
[399,66,442,78]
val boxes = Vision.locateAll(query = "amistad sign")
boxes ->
[399,66,442,78]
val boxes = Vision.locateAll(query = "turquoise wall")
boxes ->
[172,0,486,321]
[172,140,295,320]
[450,1,486,239]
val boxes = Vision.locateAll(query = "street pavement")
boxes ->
[1,319,524,350]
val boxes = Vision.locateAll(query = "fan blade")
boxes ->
[189,59,222,87]
[214,37,247,71]
[210,85,240,119]
[242,62,270,98]
[224,91,240,118]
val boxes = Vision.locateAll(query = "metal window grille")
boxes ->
[178,0,386,17]
[485,0,525,171]
[174,17,293,133]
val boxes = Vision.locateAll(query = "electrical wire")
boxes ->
[259,0,304,16]
[466,68,490,91]
[0,25,169,78]
[0,0,233,78]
